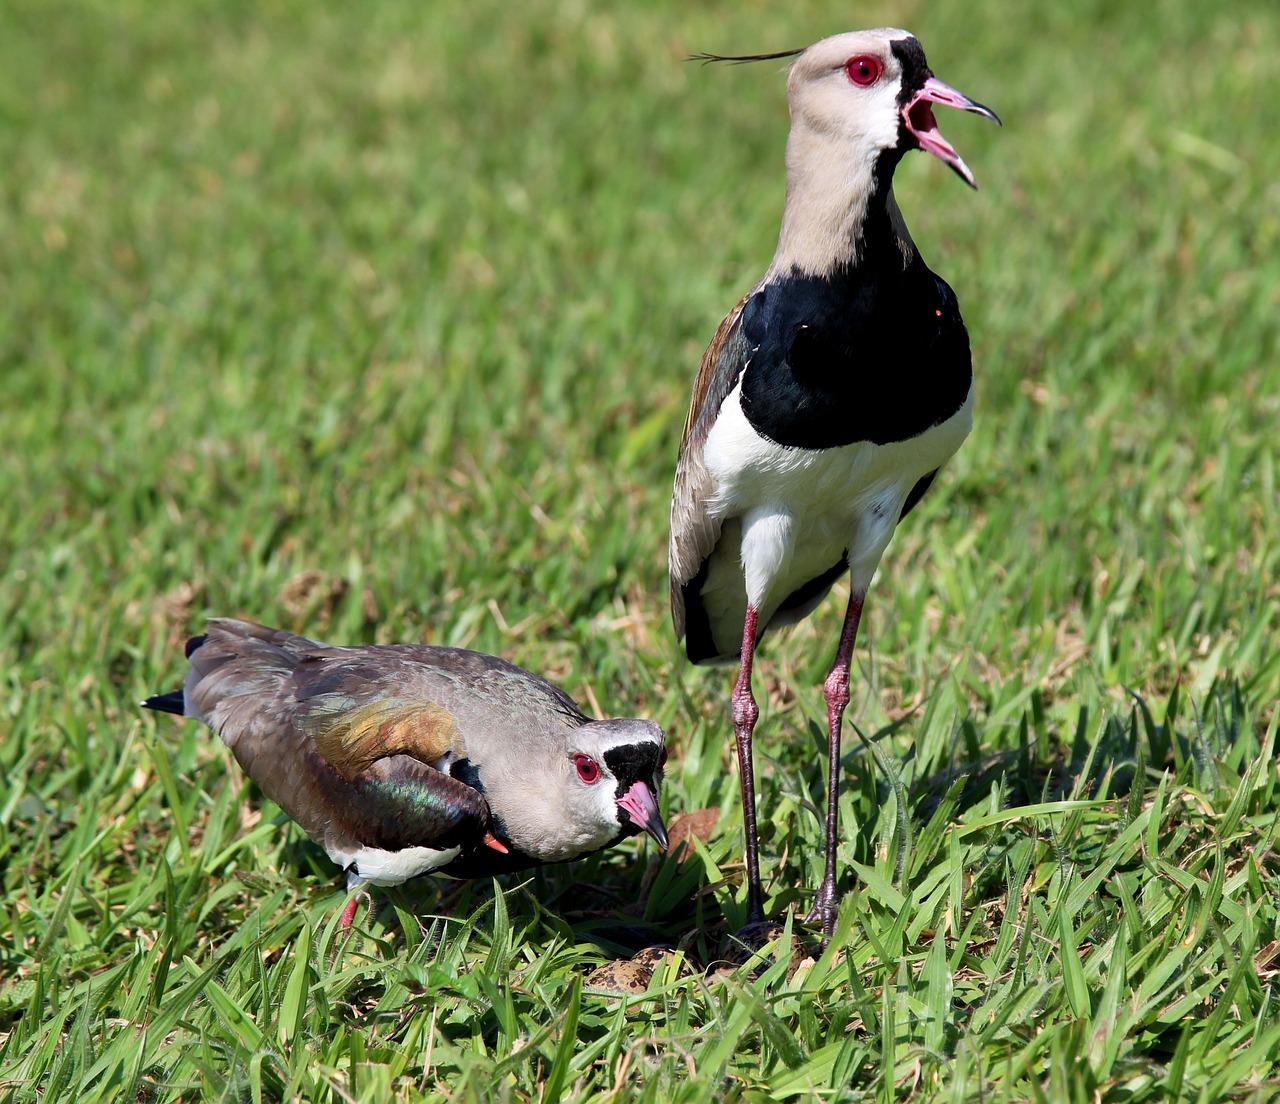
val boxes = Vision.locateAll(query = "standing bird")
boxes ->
[143,619,668,928]
[670,29,998,933]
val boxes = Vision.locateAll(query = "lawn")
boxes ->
[2,0,1279,1100]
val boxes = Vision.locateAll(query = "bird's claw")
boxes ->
[803,885,840,936]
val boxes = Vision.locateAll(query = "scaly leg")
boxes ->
[805,589,865,935]
[732,605,765,925]
[338,874,369,933]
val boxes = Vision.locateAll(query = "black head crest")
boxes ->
[689,48,804,66]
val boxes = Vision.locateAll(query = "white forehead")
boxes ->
[571,718,665,757]
[807,27,913,55]
[789,28,916,81]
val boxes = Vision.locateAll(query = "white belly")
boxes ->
[700,379,973,629]
[329,840,462,887]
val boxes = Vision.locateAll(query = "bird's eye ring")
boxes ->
[844,54,882,87]
[573,754,601,784]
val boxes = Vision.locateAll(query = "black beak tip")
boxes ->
[646,819,670,851]
[973,100,1002,126]
[950,162,980,191]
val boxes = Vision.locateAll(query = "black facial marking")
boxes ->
[890,36,932,105]
[603,743,663,798]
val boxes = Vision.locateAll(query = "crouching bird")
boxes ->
[670,29,999,933]
[143,618,668,928]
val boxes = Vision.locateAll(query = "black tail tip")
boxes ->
[141,690,186,716]
[183,633,208,659]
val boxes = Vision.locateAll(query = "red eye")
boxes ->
[844,54,882,87]
[573,754,600,784]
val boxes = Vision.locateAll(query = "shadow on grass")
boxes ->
[812,677,1271,905]
[275,826,696,956]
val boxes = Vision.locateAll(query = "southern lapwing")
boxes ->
[670,29,998,933]
[143,618,668,928]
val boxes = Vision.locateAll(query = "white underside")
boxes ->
[699,377,974,642]
[330,841,462,887]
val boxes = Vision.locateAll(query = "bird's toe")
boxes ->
[803,886,842,936]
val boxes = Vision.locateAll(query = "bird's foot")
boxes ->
[803,883,841,937]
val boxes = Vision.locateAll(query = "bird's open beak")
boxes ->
[903,77,1001,190]
[617,781,668,850]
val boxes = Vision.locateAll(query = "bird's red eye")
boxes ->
[573,754,601,784]
[844,55,882,87]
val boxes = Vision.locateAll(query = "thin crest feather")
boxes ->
[689,47,804,66]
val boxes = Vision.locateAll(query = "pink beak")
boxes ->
[616,780,668,849]
[902,77,1001,189]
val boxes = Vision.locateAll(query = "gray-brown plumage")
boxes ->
[143,619,668,922]
[670,29,998,933]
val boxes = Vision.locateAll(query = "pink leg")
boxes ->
[805,589,865,935]
[732,605,765,925]
[338,888,363,932]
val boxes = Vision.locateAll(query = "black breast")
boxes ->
[738,257,972,450]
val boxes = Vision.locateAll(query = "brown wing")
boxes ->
[178,621,462,773]
[287,659,462,780]
[669,293,755,640]
[680,291,753,448]
[171,619,491,864]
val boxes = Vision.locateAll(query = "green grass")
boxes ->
[3,0,1279,1100]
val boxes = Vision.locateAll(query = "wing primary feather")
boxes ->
[670,293,756,641]
[680,293,753,448]
[338,754,491,853]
